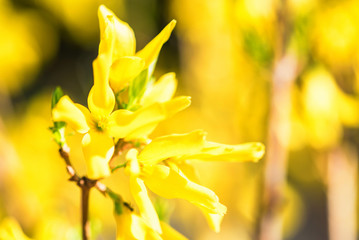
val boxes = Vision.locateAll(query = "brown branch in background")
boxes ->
[327,146,358,240]
[258,0,298,239]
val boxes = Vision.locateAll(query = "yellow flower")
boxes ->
[98,5,176,92]
[114,201,188,240]
[125,130,265,232]
[0,218,32,240]
[52,54,190,179]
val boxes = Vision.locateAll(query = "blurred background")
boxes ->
[0,0,358,239]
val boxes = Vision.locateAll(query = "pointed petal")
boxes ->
[196,205,224,233]
[183,142,265,162]
[160,221,188,240]
[141,72,178,106]
[136,20,176,68]
[138,130,206,165]
[98,5,136,58]
[82,131,114,179]
[115,208,162,240]
[110,56,145,92]
[130,177,162,233]
[52,95,90,134]
[142,165,227,215]
[162,96,191,117]
[88,55,115,117]
[107,104,166,139]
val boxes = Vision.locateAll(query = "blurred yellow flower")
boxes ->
[0,218,32,240]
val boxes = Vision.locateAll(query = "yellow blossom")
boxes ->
[98,5,177,92]
[0,218,32,240]
[124,130,265,232]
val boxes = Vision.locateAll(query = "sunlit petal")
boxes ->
[88,55,115,117]
[162,96,191,117]
[98,5,136,58]
[160,221,188,240]
[138,130,206,165]
[107,103,166,139]
[115,208,162,240]
[141,72,178,106]
[130,177,162,233]
[52,95,90,134]
[110,56,145,93]
[182,142,265,162]
[196,205,224,233]
[82,131,114,179]
[142,165,227,215]
[136,20,176,68]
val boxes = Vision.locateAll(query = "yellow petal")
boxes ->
[52,95,90,134]
[125,148,140,176]
[115,208,162,240]
[160,221,188,240]
[110,56,145,93]
[98,5,115,58]
[138,130,206,165]
[196,205,224,233]
[141,72,178,106]
[88,55,115,117]
[82,131,114,179]
[182,142,265,162]
[162,96,191,117]
[136,20,176,68]
[107,103,166,139]
[130,177,162,233]
[98,5,136,58]
[142,165,227,215]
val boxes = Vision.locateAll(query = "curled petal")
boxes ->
[52,95,90,134]
[196,205,224,233]
[136,20,176,68]
[141,72,178,106]
[88,55,115,117]
[142,165,227,215]
[130,177,162,233]
[107,103,166,139]
[110,56,145,92]
[115,208,162,240]
[138,130,206,165]
[82,131,114,179]
[160,221,188,240]
[98,5,136,58]
[183,142,265,162]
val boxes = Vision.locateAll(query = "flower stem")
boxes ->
[80,179,91,240]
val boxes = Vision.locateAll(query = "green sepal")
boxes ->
[51,86,64,109]
[49,122,66,147]
[127,68,149,109]
[106,189,124,215]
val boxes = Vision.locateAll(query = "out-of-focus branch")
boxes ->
[328,146,358,240]
[259,0,298,239]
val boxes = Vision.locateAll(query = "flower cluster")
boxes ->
[51,5,265,239]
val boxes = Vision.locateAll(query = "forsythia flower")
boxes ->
[52,8,189,179]
[125,130,265,232]
[0,218,32,240]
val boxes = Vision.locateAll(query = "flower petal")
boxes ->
[88,55,115,117]
[138,130,206,165]
[136,20,176,68]
[98,5,136,58]
[130,177,162,234]
[162,96,191,117]
[142,165,227,215]
[141,72,178,106]
[52,95,90,134]
[182,142,265,162]
[160,221,188,240]
[115,208,162,240]
[196,205,224,233]
[110,56,145,93]
[82,131,114,179]
[107,103,166,139]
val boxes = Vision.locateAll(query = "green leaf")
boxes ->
[106,189,123,215]
[127,68,149,109]
[51,86,64,109]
